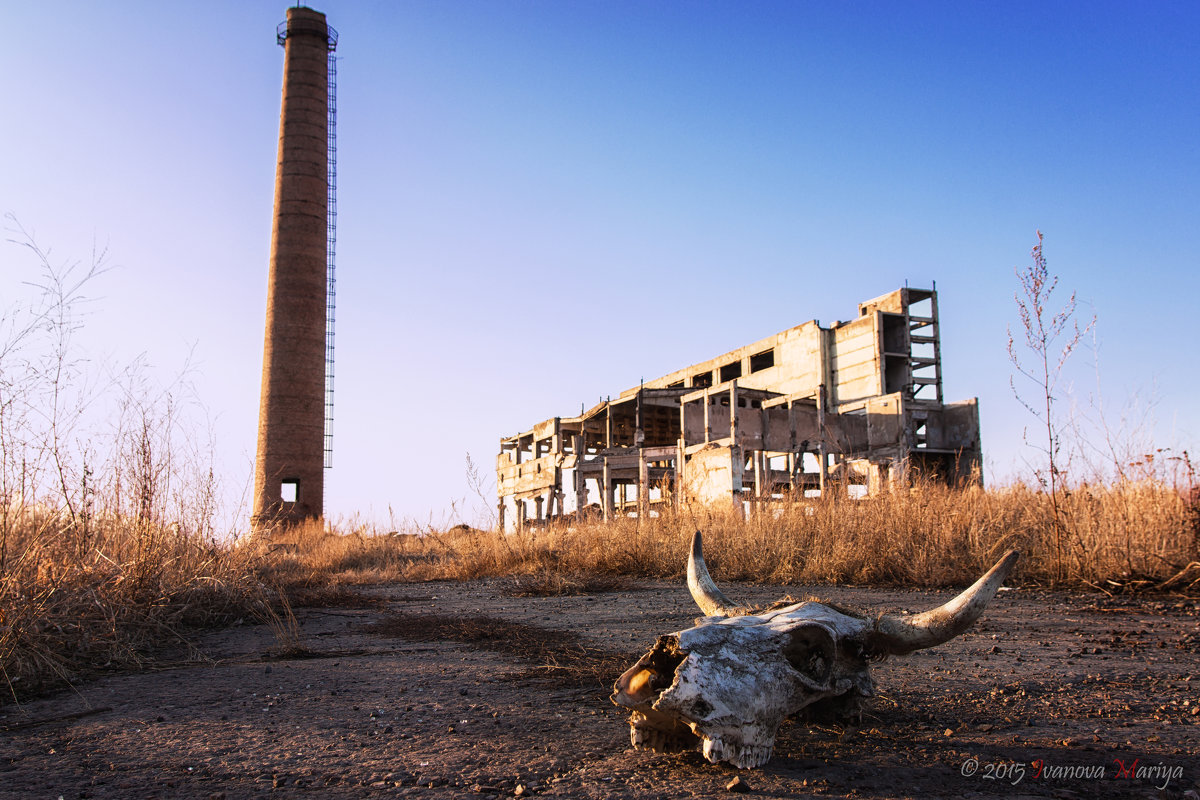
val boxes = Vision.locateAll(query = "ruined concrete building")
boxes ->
[497,286,981,530]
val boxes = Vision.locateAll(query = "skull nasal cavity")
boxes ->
[783,627,836,682]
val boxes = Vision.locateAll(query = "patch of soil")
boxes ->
[1,578,1196,799]
[503,573,635,598]
[368,612,636,689]
[284,586,390,609]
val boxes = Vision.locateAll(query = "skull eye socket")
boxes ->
[614,635,686,706]
[782,626,836,683]
[646,635,685,676]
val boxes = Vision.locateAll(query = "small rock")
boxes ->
[944,728,955,737]
[978,723,993,732]
[726,776,751,793]
[514,784,528,797]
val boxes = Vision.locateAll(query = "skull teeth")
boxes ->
[631,725,694,754]
[701,736,773,769]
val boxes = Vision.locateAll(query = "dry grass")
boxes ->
[263,478,1199,594]
[0,509,278,702]
[2,477,1194,706]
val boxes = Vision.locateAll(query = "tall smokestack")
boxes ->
[252,6,336,534]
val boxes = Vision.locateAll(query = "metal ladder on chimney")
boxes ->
[323,50,337,470]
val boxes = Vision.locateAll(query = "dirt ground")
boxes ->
[2,577,1197,799]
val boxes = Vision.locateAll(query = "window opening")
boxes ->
[749,348,775,372]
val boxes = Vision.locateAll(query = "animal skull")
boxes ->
[611,531,1018,769]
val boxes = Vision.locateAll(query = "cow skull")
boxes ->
[611,531,1019,769]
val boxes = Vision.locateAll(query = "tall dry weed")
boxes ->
[0,223,279,703]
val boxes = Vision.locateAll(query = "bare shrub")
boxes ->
[0,222,277,703]
[1007,230,1096,583]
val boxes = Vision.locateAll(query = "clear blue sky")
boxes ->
[3,1,1197,529]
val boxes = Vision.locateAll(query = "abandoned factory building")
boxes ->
[496,286,981,530]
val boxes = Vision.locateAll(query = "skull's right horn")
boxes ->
[872,550,1020,655]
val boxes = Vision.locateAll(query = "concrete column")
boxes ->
[729,380,739,444]
[730,444,744,516]
[635,387,645,447]
[573,465,587,518]
[787,400,797,493]
[679,400,688,449]
[703,390,711,443]
[675,438,685,507]
[602,457,612,522]
[753,450,763,500]
[817,383,829,494]
[638,447,649,517]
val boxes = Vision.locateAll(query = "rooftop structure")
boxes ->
[497,286,981,530]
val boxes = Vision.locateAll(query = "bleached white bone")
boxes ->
[613,531,1018,769]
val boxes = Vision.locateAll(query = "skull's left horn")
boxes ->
[687,530,747,617]
[872,550,1019,655]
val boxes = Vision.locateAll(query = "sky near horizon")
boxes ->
[2,1,1197,530]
